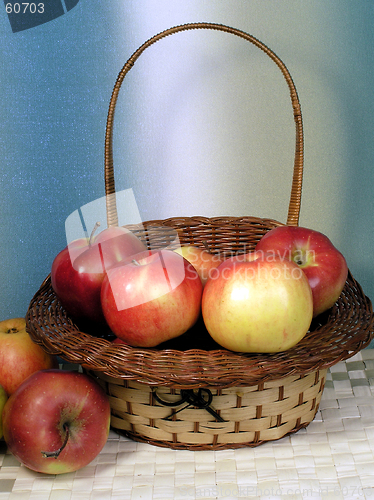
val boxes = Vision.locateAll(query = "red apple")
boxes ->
[0,384,8,439]
[0,317,58,395]
[255,226,348,317]
[173,245,223,286]
[112,337,126,344]
[219,252,260,264]
[51,225,146,323]
[202,251,313,353]
[101,249,203,347]
[2,369,111,474]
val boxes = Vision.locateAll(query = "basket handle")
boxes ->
[104,22,303,228]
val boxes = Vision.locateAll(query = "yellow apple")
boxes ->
[174,245,223,286]
[202,251,313,353]
[0,317,58,395]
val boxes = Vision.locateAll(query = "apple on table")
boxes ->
[2,369,111,474]
[101,249,203,347]
[0,317,58,395]
[51,224,146,324]
[0,384,8,439]
[255,225,348,317]
[202,250,313,353]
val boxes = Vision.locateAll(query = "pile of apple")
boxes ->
[0,317,111,475]
[0,224,347,475]
[51,224,348,354]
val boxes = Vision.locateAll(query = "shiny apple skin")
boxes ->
[51,238,106,323]
[202,252,313,353]
[0,317,58,395]
[255,226,348,317]
[2,369,111,474]
[51,227,146,323]
[0,384,8,439]
[101,249,203,347]
[173,245,223,286]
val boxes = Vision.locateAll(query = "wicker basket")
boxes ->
[26,23,374,450]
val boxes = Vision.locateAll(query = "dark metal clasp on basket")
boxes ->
[152,388,225,422]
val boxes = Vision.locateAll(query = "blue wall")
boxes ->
[1,1,374,330]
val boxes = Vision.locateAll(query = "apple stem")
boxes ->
[41,423,69,459]
[6,328,18,334]
[89,221,101,246]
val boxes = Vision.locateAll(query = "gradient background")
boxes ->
[0,1,373,330]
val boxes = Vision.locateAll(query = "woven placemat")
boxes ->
[1,351,374,499]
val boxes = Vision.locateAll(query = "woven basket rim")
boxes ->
[26,264,374,389]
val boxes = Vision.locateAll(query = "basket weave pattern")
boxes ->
[26,23,374,450]
[89,368,327,450]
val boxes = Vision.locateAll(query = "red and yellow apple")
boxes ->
[0,317,58,395]
[101,249,203,347]
[255,225,348,317]
[173,245,223,286]
[2,369,111,474]
[201,251,313,353]
[0,384,8,439]
[51,225,146,323]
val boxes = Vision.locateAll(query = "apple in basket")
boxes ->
[100,249,203,347]
[173,245,223,286]
[255,226,348,317]
[51,225,146,323]
[201,251,313,353]
[0,317,58,395]
[2,369,111,474]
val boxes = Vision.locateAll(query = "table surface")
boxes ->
[1,349,374,500]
